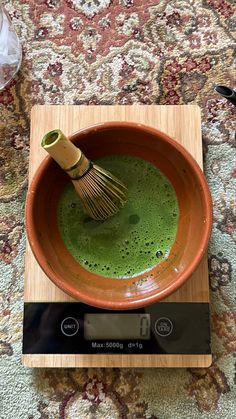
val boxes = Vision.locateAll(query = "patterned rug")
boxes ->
[0,1,235,418]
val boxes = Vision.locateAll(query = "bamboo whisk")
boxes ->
[41,129,127,220]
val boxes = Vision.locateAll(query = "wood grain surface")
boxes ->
[23,354,212,368]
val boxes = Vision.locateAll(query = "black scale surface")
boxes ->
[23,302,211,355]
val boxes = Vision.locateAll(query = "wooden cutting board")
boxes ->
[23,105,211,368]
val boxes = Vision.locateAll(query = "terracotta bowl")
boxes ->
[25,122,212,310]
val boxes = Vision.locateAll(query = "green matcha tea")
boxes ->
[57,155,179,278]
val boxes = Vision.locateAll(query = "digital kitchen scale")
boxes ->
[22,104,212,368]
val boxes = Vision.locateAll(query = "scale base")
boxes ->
[22,302,211,368]
[23,354,212,368]
[23,105,212,368]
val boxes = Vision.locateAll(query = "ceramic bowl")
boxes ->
[25,122,212,310]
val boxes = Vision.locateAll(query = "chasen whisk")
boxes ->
[41,129,127,220]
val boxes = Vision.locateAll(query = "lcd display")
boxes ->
[84,314,150,340]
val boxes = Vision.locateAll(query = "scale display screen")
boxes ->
[84,314,150,340]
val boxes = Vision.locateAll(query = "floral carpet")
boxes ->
[0,0,235,418]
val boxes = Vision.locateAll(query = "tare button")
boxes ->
[61,317,79,337]
[155,317,173,337]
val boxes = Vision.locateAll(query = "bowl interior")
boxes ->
[26,123,212,309]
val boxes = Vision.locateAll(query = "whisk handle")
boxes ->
[41,129,90,177]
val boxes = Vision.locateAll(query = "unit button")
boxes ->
[61,317,79,336]
[155,317,173,337]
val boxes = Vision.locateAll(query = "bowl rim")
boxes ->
[25,121,213,310]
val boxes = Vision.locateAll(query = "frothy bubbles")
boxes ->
[57,155,179,278]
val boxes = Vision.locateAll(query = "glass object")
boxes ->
[0,4,22,90]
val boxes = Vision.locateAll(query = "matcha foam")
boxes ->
[57,155,179,278]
